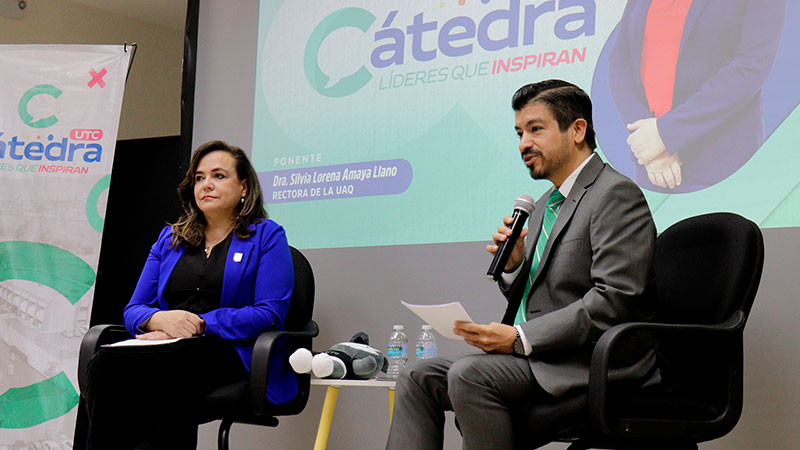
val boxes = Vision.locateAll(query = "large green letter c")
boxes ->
[18,84,62,129]
[303,8,375,98]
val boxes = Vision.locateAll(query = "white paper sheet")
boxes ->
[401,301,474,339]
[102,337,186,348]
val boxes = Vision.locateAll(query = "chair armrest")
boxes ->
[248,320,320,411]
[77,324,131,397]
[588,310,746,435]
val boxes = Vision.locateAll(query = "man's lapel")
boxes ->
[629,2,648,70]
[530,155,604,287]
[680,0,709,52]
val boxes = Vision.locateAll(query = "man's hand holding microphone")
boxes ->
[454,196,535,353]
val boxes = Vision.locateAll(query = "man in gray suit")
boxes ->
[386,80,657,449]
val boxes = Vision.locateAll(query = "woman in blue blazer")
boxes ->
[85,140,295,449]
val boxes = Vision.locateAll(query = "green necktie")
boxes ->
[515,189,565,325]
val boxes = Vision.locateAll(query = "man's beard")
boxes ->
[524,138,571,181]
[524,151,550,180]
[528,161,547,180]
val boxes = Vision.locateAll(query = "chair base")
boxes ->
[216,415,280,450]
[218,418,232,450]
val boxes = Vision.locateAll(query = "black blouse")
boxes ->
[163,233,232,314]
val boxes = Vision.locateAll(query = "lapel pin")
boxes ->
[233,252,243,263]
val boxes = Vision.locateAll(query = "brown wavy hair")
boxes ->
[170,140,267,248]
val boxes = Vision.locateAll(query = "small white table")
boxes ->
[310,378,397,450]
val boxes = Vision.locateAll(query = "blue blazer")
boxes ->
[123,219,297,405]
[609,0,786,192]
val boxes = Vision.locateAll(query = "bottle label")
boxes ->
[415,342,437,358]
[387,344,407,357]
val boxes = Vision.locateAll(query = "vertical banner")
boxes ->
[0,45,128,446]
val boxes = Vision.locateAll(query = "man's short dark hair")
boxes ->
[511,80,597,150]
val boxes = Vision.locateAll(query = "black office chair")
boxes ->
[512,212,765,449]
[78,246,319,450]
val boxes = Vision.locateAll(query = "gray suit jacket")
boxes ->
[501,154,658,397]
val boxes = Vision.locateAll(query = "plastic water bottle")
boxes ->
[386,325,408,379]
[415,324,437,360]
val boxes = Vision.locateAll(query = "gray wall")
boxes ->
[193,1,800,448]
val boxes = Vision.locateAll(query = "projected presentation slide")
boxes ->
[253,0,799,249]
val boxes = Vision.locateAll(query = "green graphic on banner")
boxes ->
[0,372,79,429]
[303,7,375,97]
[0,241,95,305]
[17,84,61,129]
[86,175,111,232]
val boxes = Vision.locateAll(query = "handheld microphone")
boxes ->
[487,195,535,281]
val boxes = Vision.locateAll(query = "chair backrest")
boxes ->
[285,246,315,331]
[653,212,764,325]
[252,246,316,417]
[652,213,764,411]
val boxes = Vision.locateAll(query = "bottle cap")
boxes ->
[422,324,432,330]
[393,325,404,330]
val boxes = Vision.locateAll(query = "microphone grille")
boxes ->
[514,195,535,214]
